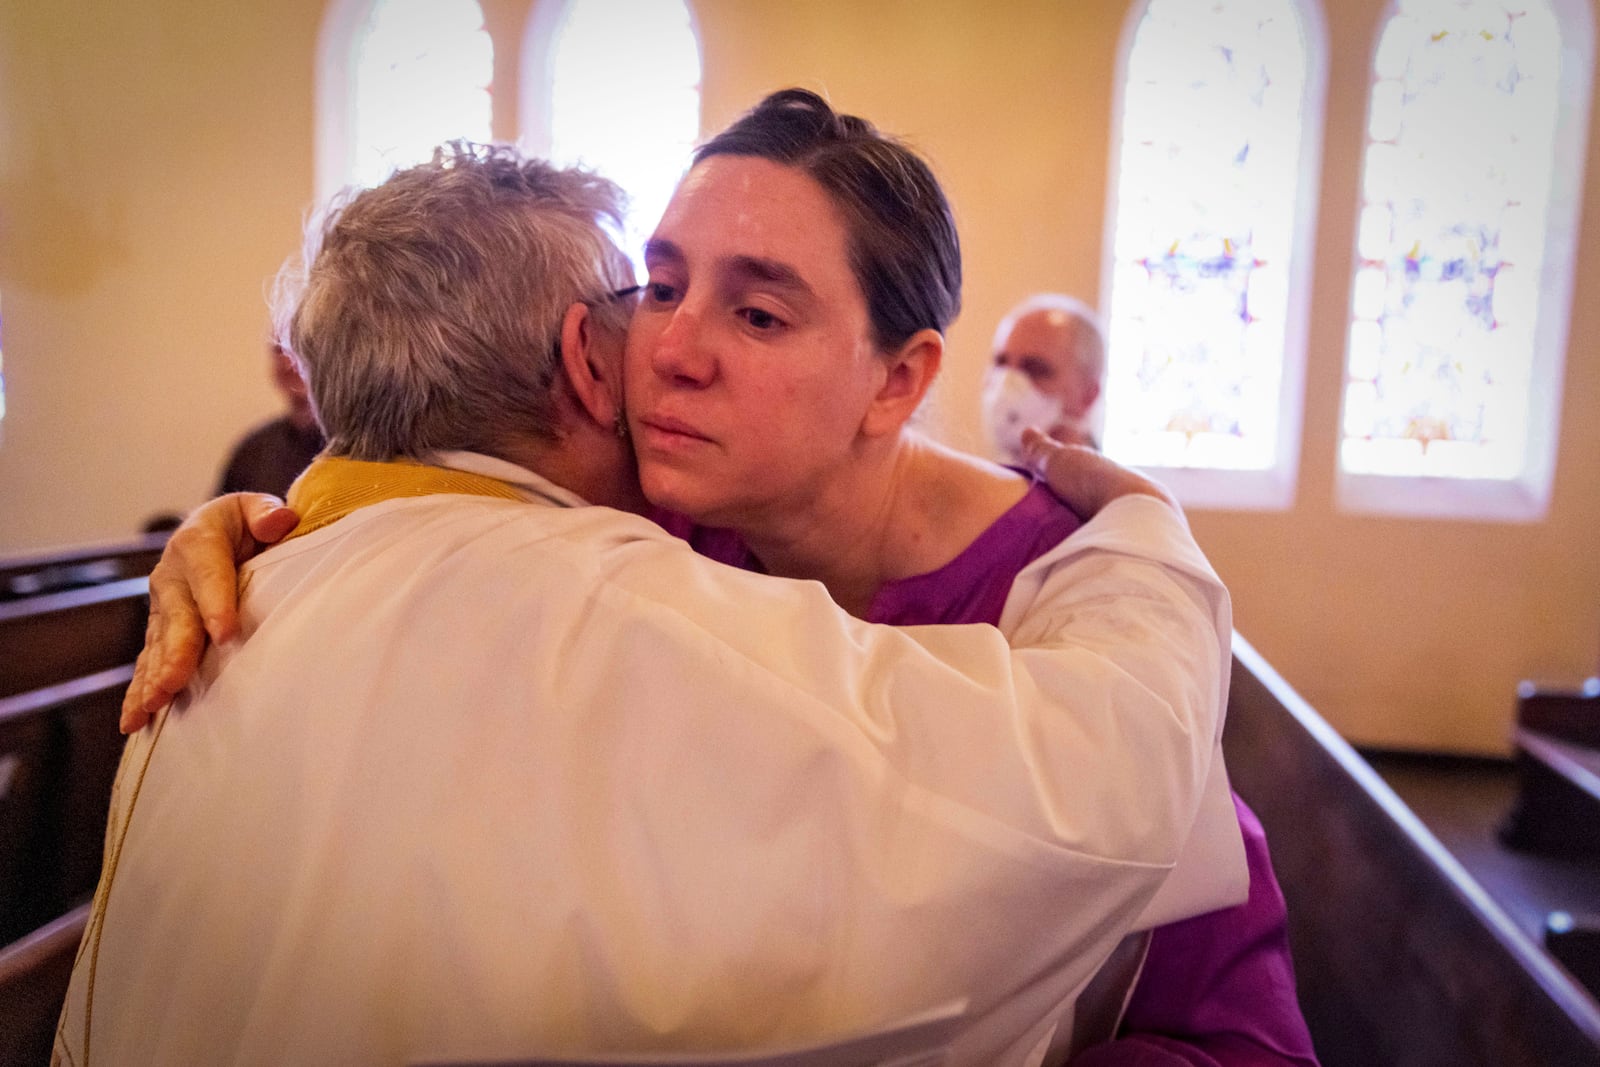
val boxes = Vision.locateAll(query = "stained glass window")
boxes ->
[330,0,494,193]
[1103,0,1318,493]
[1340,0,1572,488]
[523,0,700,276]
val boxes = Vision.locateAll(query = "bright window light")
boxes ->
[1340,0,1566,491]
[1337,0,1587,518]
[1102,0,1320,510]
[528,0,700,277]
[347,0,493,190]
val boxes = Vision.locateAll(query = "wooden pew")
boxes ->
[0,531,168,601]
[1549,911,1600,1005]
[1225,635,1600,1066]
[0,578,149,699]
[0,902,88,1067]
[0,666,129,946]
[0,543,153,1057]
[1501,678,1600,857]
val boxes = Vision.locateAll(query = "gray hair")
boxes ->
[272,142,635,461]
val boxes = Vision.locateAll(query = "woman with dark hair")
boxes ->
[625,89,1318,1067]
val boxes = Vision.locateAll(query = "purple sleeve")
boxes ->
[1071,796,1320,1067]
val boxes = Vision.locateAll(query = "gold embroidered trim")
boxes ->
[282,456,525,542]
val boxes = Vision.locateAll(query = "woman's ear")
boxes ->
[558,301,622,430]
[861,328,943,438]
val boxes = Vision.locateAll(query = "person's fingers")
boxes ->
[1023,427,1177,516]
[155,533,236,647]
[1020,426,1094,467]
[1022,429,1104,513]
[121,620,162,733]
[1019,426,1044,462]
[119,568,207,729]
[239,493,299,546]
[146,581,206,709]
[164,501,251,644]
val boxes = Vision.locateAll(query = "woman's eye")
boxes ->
[740,307,784,331]
[643,281,678,304]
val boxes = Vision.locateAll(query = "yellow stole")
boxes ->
[283,456,526,542]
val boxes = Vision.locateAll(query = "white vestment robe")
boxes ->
[56,452,1238,1067]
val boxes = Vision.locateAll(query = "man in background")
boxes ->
[981,293,1106,462]
[215,340,325,496]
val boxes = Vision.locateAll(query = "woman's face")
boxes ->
[624,155,887,530]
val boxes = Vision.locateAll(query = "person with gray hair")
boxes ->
[280,146,635,462]
[982,293,1108,461]
[77,142,1233,1066]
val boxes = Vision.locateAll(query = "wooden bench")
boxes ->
[1501,679,1600,858]
[0,531,168,601]
[1225,635,1600,1066]
[0,543,155,1057]
[0,577,149,699]
[0,902,88,1067]
[0,666,129,945]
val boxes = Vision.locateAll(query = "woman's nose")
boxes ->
[650,305,716,387]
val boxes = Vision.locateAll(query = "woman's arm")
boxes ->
[119,436,1179,735]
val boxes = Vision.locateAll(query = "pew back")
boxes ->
[0,531,168,601]
[0,903,88,1067]
[0,578,149,698]
[0,666,129,945]
[1225,635,1600,1067]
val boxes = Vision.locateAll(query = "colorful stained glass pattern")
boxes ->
[544,0,700,275]
[1341,0,1561,480]
[349,0,493,189]
[1103,0,1311,471]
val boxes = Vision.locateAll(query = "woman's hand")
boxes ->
[1021,427,1179,518]
[120,493,300,732]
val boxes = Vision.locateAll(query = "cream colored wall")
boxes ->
[0,0,1594,753]
[0,0,325,549]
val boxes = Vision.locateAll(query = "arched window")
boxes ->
[317,0,494,201]
[520,0,701,276]
[1338,0,1591,520]
[1102,0,1325,509]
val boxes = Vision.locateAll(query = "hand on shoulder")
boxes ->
[1021,428,1179,519]
[120,492,300,732]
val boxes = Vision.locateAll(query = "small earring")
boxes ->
[614,412,628,440]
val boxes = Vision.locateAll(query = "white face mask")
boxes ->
[981,368,1065,466]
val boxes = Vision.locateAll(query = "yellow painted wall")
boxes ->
[0,0,1594,754]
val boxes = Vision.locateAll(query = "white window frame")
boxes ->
[315,0,373,205]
